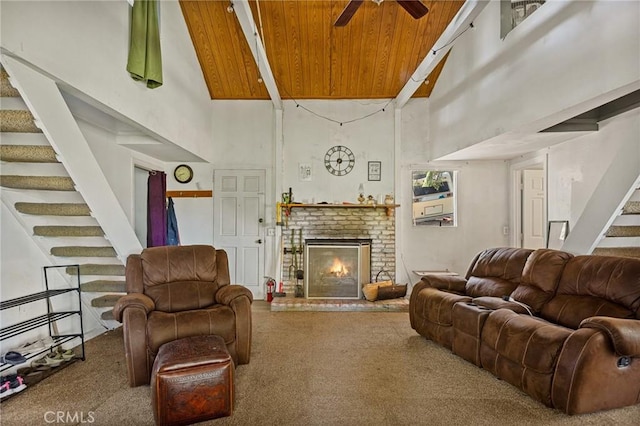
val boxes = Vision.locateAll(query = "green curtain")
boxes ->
[127,0,163,89]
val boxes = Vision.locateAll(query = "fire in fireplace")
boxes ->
[304,239,371,299]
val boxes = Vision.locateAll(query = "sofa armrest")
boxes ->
[580,317,640,357]
[420,275,467,294]
[112,293,155,323]
[216,284,254,306]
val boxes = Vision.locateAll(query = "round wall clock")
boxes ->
[324,145,355,176]
[173,164,193,184]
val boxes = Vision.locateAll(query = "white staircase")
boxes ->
[1,64,127,326]
[593,188,640,259]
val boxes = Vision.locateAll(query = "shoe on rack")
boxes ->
[1,351,27,365]
[11,337,55,356]
[5,374,26,395]
[58,349,75,361]
[0,378,13,399]
[31,352,63,368]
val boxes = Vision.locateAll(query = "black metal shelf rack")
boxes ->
[0,265,85,372]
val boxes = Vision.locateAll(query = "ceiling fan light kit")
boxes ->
[335,0,429,27]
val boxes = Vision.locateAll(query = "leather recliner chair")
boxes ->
[113,245,253,387]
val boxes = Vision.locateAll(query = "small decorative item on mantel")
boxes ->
[384,194,394,205]
[366,195,375,205]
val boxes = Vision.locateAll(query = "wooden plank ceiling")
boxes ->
[179,0,464,100]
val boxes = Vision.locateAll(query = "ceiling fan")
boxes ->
[334,0,429,27]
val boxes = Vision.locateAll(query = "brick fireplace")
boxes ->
[280,205,395,296]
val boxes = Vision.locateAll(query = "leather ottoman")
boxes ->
[151,335,234,426]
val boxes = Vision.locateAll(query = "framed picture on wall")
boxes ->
[368,161,381,181]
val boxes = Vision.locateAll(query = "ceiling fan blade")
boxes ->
[396,0,429,19]
[334,0,364,27]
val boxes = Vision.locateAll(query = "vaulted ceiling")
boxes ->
[179,0,465,100]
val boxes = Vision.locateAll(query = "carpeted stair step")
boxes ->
[15,202,91,216]
[1,145,58,163]
[101,310,115,321]
[1,67,20,97]
[0,175,75,191]
[51,246,117,257]
[67,264,125,277]
[622,202,640,215]
[592,247,640,258]
[91,294,123,308]
[605,226,640,237]
[81,280,126,293]
[0,110,41,133]
[34,225,104,237]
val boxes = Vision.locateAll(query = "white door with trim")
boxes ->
[214,170,265,299]
[522,169,546,249]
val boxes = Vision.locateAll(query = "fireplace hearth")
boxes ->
[304,239,371,299]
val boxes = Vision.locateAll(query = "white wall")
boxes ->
[395,99,510,283]
[0,0,213,161]
[282,99,395,203]
[429,0,640,159]
[0,203,104,360]
[547,109,640,228]
[165,162,215,246]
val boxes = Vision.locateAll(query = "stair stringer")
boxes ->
[0,195,110,340]
[561,133,640,255]
[1,55,143,263]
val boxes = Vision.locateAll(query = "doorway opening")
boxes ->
[511,156,547,249]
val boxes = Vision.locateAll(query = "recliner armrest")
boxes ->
[112,293,155,323]
[420,275,467,294]
[216,284,254,306]
[580,317,640,357]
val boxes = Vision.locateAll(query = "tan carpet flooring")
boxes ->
[1,302,639,425]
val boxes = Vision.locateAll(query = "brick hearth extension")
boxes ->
[279,205,395,295]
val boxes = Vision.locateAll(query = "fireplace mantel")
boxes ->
[282,203,400,217]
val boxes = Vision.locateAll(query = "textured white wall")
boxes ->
[281,99,395,204]
[547,110,640,227]
[0,204,104,355]
[0,0,213,161]
[429,0,640,159]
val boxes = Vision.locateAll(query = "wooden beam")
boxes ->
[233,0,282,109]
[395,0,489,109]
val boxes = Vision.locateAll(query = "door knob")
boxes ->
[258,218,264,223]
[255,239,262,244]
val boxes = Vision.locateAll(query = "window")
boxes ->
[411,170,457,227]
[501,0,546,39]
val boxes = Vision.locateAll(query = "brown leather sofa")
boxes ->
[409,247,534,349]
[411,248,640,414]
[113,245,253,387]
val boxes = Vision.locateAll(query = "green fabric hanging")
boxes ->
[127,0,163,89]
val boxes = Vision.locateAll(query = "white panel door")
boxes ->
[522,169,546,249]
[214,170,265,298]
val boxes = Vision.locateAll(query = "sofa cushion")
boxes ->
[464,248,533,297]
[142,245,221,312]
[511,249,574,312]
[482,309,572,374]
[146,305,236,356]
[540,255,640,328]
[480,309,572,406]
